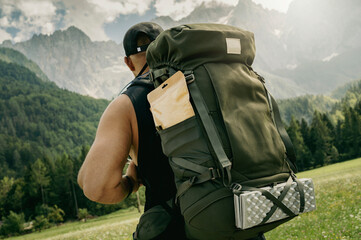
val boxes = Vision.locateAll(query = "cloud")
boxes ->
[60,0,153,41]
[154,0,239,21]
[0,0,58,42]
[17,1,56,17]
[0,17,10,27]
[0,28,12,43]
[59,0,109,41]
[0,0,240,43]
[0,4,14,16]
[0,0,112,42]
[88,0,152,22]
[251,0,294,13]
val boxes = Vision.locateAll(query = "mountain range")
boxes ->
[0,0,360,99]
[1,27,127,99]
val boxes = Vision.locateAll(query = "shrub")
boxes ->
[35,204,51,217]
[77,208,90,222]
[34,204,65,225]
[0,211,25,236]
[33,215,50,231]
[47,205,65,224]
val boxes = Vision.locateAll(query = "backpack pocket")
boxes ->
[180,185,258,240]
[148,71,194,130]
[134,205,172,240]
[183,186,234,231]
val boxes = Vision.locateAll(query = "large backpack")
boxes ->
[145,23,315,240]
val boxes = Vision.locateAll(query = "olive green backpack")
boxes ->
[146,23,311,240]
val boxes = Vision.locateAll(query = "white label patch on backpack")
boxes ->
[226,38,241,54]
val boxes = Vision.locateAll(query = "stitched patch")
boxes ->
[226,38,241,54]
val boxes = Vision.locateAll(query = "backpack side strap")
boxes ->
[292,174,305,213]
[187,77,232,186]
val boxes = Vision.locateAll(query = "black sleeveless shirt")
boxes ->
[123,74,176,211]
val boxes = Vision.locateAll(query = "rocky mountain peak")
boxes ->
[52,26,91,43]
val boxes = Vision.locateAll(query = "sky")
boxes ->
[0,0,293,44]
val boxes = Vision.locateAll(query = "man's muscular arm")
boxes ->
[77,94,139,204]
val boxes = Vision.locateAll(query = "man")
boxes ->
[78,22,182,238]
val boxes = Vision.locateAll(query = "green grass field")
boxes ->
[6,158,361,240]
[5,208,141,240]
[265,158,361,240]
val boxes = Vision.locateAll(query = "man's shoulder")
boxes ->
[94,94,135,138]
[108,94,134,116]
[129,75,154,89]
[123,75,154,100]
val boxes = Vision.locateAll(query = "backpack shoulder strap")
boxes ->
[119,76,153,95]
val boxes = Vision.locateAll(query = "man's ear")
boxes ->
[124,56,135,71]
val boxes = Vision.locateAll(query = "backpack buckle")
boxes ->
[231,183,243,194]
[190,176,197,184]
[184,72,195,84]
[149,70,154,82]
[209,168,220,180]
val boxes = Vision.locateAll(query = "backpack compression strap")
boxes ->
[172,157,222,202]
[187,74,232,186]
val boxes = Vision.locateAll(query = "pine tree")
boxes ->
[309,111,339,167]
[0,177,15,217]
[341,103,361,159]
[355,101,361,156]
[52,154,78,218]
[300,118,311,149]
[335,120,343,157]
[30,159,50,205]
[287,117,311,171]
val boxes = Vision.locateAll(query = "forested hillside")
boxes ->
[0,48,50,83]
[278,79,361,124]
[0,60,109,178]
[0,61,142,235]
[284,81,361,171]
[278,95,337,124]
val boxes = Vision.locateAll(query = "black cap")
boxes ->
[123,22,163,57]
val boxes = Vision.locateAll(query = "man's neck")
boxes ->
[136,63,149,77]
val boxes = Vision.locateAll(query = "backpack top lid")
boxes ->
[146,23,256,71]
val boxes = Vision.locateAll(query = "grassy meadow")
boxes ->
[5,158,361,240]
[265,158,361,239]
[5,208,141,240]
